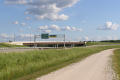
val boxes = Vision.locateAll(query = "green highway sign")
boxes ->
[41,33,49,39]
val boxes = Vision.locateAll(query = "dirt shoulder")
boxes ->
[37,49,115,80]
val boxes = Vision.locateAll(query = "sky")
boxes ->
[0,0,120,42]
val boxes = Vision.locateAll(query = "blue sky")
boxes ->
[0,0,120,41]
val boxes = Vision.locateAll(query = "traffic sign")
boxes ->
[49,35,57,38]
[41,33,49,39]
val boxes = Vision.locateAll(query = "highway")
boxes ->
[0,44,120,53]
[0,47,56,53]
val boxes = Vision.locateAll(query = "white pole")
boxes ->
[64,34,66,48]
[14,33,15,42]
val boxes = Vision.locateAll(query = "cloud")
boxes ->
[65,26,72,31]
[84,36,89,41]
[0,33,34,41]
[25,16,31,20]
[38,25,60,33]
[13,21,27,26]
[38,25,83,32]
[113,36,118,40]
[4,0,27,4]
[64,26,83,31]
[5,0,79,21]
[21,22,26,26]
[19,34,34,38]
[86,36,119,41]
[78,28,83,32]
[71,27,76,31]
[44,30,52,33]
[98,21,119,30]
[13,21,19,25]
[103,36,119,40]
[0,33,9,38]
[38,25,49,30]
[50,24,61,31]
[0,33,14,38]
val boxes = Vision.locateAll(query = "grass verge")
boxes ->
[0,45,120,80]
[112,49,120,80]
[86,42,120,46]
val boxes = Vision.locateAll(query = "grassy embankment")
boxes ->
[0,43,25,47]
[113,49,120,80]
[0,45,120,80]
[86,42,120,46]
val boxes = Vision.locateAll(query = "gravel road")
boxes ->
[36,49,116,80]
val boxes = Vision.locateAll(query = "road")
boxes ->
[0,48,35,53]
[36,49,116,80]
[0,47,58,53]
[0,44,120,53]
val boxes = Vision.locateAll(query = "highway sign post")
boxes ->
[34,33,66,48]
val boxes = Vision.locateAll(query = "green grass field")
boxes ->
[0,45,120,80]
[113,49,120,80]
[0,43,25,48]
[86,42,120,46]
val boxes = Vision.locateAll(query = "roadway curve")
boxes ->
[36,49,116,80]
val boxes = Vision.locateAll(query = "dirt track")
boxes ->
[37,49,116,80]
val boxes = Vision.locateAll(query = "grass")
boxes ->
[86,42,120,46]
[112,49,120,80]
[0,43,25,48]
[0,45,120,80]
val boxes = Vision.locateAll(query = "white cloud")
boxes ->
[98,21,119,30]
[78,28,83,32]
[38,25,49,30]
[38,24,82,32]
[106,36,113,40]
[90,36,119,41]
[113,36,118,40]
[21,22,26,26]
[0,33,14,38]
[5,0,27,4]
[0,33,35,42]
[5,0,79,21]
[13,21,19,25]
[25,16,31,20]
[0,33,9,38]
[103,36,119,40]
[84,36,89,41]
[71,27,76,31]
[13,21,27,26]
[44,30,52,33]
[19,34,34,38]
[65,26,72,31]
[50,24,61,31]
[64,26,83,31]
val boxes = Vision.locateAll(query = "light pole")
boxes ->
[64,34,66,48]
[13,33,16,42]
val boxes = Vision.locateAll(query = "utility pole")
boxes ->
[14,33,15,42]
[30,30,32,42]
[34,35,36,48]
[64,34,66,48]
[28,27,32,42]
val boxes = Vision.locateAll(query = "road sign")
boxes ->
[41,33,49,39]
[49,35,57,38]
